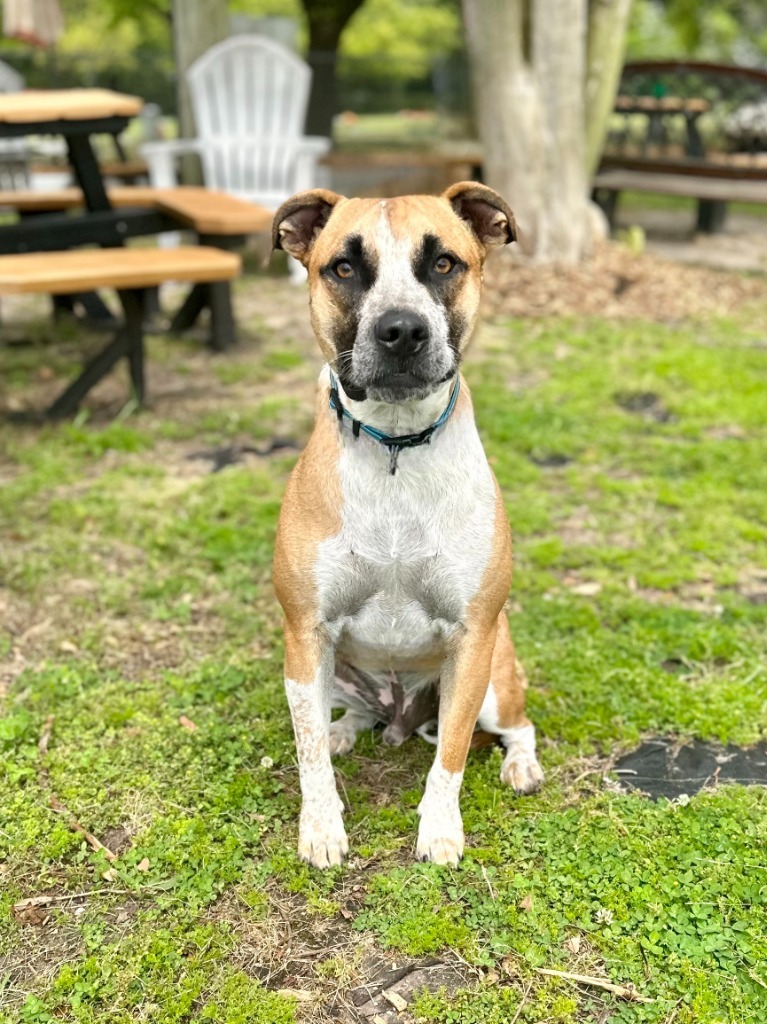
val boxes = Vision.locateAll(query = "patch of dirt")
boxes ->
[207,886,478,1023]
[483,239,767,321]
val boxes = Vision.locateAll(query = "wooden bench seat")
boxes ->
[0,185,272,236]
[0,246,241,418]
[593,169,767,206]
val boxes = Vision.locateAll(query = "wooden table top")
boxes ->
[615,95,711,115]
[0,88,142,124]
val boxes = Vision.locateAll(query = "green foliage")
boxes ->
[628,0,767,61]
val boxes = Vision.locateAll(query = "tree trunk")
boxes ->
[303,0,365,138]
[585,0,634,178]
[305,24,344,138]
[463,0,605,263]
[172,0,228,181]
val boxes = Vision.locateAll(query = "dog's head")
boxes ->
[272,183,515,402]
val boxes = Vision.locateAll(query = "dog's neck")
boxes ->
[328,369,456,436]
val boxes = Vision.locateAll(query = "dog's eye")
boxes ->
[435,255,454,275]
[333,260,354,280]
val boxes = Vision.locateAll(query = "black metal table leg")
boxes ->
[66,134,111,211]
[208,280,236,351]
[696,200,728,234]
[46,327,130,418]
[120,290,146,403]
[45,287,149,418]
[170,283,208,332]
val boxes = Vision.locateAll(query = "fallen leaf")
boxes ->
[59,640,79,654]
[276,989,314,1002]
[519,893,533,912]
[13,895,53,910]
[382,988,408,1011]
[564,935,581,954]
[569,581,602,596]
[102,868,118,882]
[136,858,150,872]
[178,715,198,732]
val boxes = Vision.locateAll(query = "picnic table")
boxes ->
[613,94,710,158]
[0,88,269,417]
[594,61,767,232]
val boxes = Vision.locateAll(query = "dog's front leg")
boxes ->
[284,623,348,868]
[417,619,498,866]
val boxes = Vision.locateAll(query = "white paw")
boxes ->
[328,719,357,756]
[416,813,465,866]
[500,750,544,794]
[297,808,348,869]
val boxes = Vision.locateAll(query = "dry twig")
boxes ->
[38,715,118,862]
[535,967,653,1003]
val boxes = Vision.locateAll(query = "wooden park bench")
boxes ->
[593,61,767,231]
[0,185,270,347]
[0,246,240,418]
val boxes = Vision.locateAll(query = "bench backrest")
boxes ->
[606,60,767,166]
[187,35,312,201]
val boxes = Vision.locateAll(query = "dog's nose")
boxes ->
[374,310,430,355]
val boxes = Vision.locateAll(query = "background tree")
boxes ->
[461,0,634,263]
[303,0,366,136]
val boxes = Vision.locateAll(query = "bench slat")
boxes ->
[594,169,767,204]
[0,185,272,235]
[0,246,240,294]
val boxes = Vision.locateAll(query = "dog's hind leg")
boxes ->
[329,708,378,756]
[477,612,544,794]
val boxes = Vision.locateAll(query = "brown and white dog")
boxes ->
[271,182,543,869]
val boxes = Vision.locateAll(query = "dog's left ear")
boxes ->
[443,182,517,247]
[272,189,345,265]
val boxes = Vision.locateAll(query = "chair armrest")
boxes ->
[296,136,332,157]
[140,139,202,188]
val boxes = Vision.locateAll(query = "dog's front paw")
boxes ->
[298,806,348,868]
[416,813,464,866]
[500,749,544,794]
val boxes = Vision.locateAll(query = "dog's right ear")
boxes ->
[272,189,345,265]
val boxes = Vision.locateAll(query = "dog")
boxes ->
[271,182,543,869]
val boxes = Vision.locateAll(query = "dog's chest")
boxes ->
[315,417,497,669]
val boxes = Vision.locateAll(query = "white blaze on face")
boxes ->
[351,208,453,386]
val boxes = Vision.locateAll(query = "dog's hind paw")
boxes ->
[500,750,544,794]
[329,720,357,756]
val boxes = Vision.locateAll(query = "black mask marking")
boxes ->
[319,234,378,400]
[413,233,468,352]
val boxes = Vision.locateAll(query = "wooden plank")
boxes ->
[0,89,142,123]
[615,95,710,114]
[0,185,272,234]
[594,169,767,204]
[147,187,272,234]
[600,154,767,181]
[0,246,240,295]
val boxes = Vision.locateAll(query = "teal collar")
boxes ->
[328,372,460,475]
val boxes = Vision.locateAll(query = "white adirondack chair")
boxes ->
[141,35,331,278]
[0,58,29,189]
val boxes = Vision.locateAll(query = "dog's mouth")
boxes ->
[344,357,458,402]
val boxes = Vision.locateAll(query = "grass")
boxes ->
[1,282,767,1023]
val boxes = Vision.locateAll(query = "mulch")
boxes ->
[483,240,767,321]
